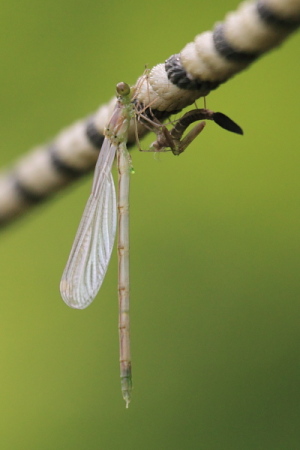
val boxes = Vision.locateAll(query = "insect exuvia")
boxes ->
[60,81,243,407]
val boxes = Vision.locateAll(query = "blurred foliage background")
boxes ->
[0,0,299,448]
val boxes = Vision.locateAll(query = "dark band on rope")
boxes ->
[48,145,88,178]
[0,177,46,226]
[85,118,105,149]
[166,0,300,92]
[12,176,45,203]
[213,24,260,63]
[257,1,300,30]
[165,54,221,92]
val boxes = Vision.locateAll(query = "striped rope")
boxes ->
[0,0,299,227]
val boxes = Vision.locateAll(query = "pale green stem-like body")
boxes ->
[117,142,131,408]
[105,84,134,407]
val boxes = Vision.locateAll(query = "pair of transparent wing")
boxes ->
[60,137,117,309]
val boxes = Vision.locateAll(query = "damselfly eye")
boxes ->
[116,82,130,97]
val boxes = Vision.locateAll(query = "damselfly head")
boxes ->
[116,82,131,97]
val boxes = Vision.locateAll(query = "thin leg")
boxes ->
[169,121,206,155]
[149,115,207,155]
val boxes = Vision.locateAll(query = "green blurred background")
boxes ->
[0,0,299,448]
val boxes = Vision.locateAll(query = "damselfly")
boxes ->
[60,82,135,407]
[60,81,243,407]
